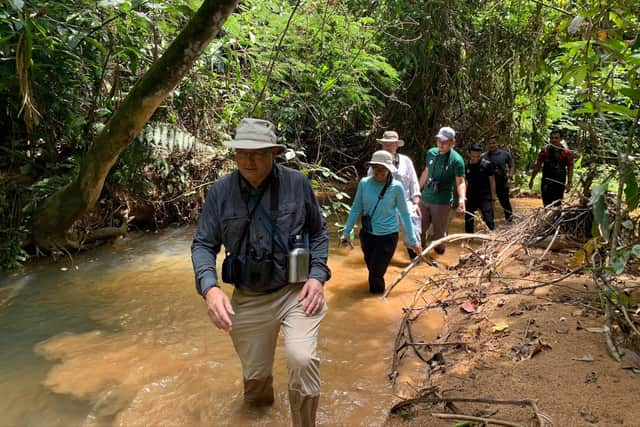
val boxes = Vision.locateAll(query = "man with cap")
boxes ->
[418,126,466,254]
[191,118,331,427]
[368,130,422,258]
[340,150,422,294]
[482,135,515,222]
[465,144,498,233]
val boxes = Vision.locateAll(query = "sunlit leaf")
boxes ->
[574,101,595,114]
[98,0,127,7]
[570,249,586,268]
[492,322,509,332]
[599,103,637,119]
[568,16,584,35]
[584,238,599,257]
[10,0,24,11]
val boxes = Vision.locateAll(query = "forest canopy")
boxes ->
[0,0,638,269]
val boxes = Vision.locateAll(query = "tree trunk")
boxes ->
[30,0,239,249]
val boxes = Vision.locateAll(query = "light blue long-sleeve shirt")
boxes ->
[342,177,418,245]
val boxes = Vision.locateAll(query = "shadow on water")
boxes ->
[0,218,463,426]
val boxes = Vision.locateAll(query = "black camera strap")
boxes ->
[231,172,268,257]
[255,171,288,253]
[437,150,451,182]
[368,174,392,220]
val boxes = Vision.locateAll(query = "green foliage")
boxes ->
[551,1,639,274]
[0,226,28,270]
[219,0,398,157]
[0,181,28,269]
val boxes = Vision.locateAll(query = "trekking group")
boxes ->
[190,118,575,426]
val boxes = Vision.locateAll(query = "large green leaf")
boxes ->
[631,33,640,51]
[620,88,640,102]
[599,103,637,119]
[589,177,612,239]
[609,250,632,275]
[624,167,639,211]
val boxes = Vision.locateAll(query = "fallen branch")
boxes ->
[527,227,560,274]
[431,412,524,427]
[389,284,429,384]
[391,395,553,427]
[384,233,493,298]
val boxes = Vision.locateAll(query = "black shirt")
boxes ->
[465,158,494,199]
[482,149,512,178]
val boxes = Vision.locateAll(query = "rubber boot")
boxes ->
[288,389,319,427]
[244,376,274,406]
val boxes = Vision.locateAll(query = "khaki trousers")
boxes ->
[419,201,452,251]
[230,283,327,427]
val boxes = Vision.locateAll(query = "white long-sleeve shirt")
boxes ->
[368,153,420,202]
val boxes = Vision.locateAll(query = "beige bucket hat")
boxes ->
[223,118,286,152]
[376,130,404,147]
[367,150,397,174]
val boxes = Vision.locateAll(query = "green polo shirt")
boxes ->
[421,147,465,205]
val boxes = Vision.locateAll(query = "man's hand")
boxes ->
[298,278,325,316]
[205,287,235,332]
[412,199,422,218]
[456,199,466,214]
[339,234,351,247]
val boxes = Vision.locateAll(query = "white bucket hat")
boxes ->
[223,118,286,152]
[376,130,404,147]
[367,150,397,174]
[435,126,456,141]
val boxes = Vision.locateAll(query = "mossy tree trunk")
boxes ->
[30,0,239,249]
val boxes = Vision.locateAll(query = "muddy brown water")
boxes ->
[0,199,543,426]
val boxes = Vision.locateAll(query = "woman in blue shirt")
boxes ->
[340,151,422,293]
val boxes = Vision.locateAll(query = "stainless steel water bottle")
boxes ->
[287,234,310,283]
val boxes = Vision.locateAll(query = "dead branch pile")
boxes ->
[459,203,593,272]
[386,203,640,425]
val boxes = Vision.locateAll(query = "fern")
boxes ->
[139,122,218,155]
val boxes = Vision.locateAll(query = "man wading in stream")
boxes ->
[191,118,331,427]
